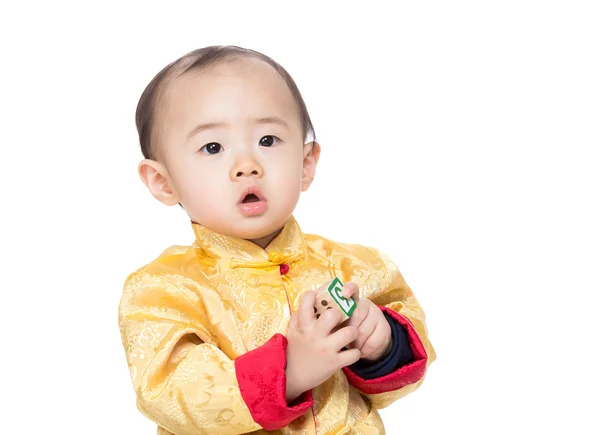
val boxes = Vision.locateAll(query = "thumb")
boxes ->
[287,312,298,329]
[342,282,360,299]
[297,290,317,327]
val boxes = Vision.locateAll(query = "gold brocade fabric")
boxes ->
[119,216,436,435]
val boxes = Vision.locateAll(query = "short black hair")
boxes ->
[135,45,316,159]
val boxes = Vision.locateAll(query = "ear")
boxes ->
[138,159,180,206]
[301,141,321,192]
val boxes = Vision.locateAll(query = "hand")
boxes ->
[342,283,392,361]
[285,291,361,402]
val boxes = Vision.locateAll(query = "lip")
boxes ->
[238,185,266,203]
[238,185,268,216]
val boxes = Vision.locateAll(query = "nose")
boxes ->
[230,155,264,180]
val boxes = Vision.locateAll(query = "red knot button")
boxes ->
[279,263,290,275]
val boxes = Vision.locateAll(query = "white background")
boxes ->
[1,1,599,433]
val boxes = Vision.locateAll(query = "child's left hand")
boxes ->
[341,283,392,361]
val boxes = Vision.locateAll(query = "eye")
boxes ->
[259,135,280,147]
[200,142,223,155]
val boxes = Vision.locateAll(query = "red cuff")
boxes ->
[234,334,313,430]
[342,306,428,394]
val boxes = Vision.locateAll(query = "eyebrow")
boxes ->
[253,117,289,129]
[187,117,290,139]
[188,122,226,138]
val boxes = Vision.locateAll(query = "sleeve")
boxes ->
[347,311,413,379]
[119,273,312,435]
[341,249,436,409]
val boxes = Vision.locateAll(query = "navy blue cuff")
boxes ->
[348,312,414,380]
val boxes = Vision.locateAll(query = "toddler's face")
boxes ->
[146,58,317,241]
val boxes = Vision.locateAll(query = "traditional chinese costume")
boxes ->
[119,216,435,434]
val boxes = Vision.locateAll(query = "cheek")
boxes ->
[271,155,303,190]
[173,159,225,202]
[273,164,303,210]
[271,147,304,178]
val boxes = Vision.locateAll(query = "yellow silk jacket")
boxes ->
[119,216,435,435]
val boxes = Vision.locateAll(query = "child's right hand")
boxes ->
[285,291,361,402]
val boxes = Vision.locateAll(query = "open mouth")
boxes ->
[241,193,260,203]
[239,186,265,204]
[238,186,268,216]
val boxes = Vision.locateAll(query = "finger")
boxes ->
[297,291,317,328]
[327,325,359,350]
[361,317,392,360]
[346,299,369,330]
[316,306,343,335]
[330,318,350,334]
[351,304,380,350]
[337,348,362,368]
[287,312,298,329]
[341,282,360,299]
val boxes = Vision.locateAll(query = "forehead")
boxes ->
[158,58,301,135]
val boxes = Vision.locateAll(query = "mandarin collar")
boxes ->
[192,215,307,267]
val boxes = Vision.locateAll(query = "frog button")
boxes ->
[268,251,284,264]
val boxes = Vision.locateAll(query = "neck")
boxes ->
[248,227,284,249]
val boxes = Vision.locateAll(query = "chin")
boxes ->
[231,214,290,240]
